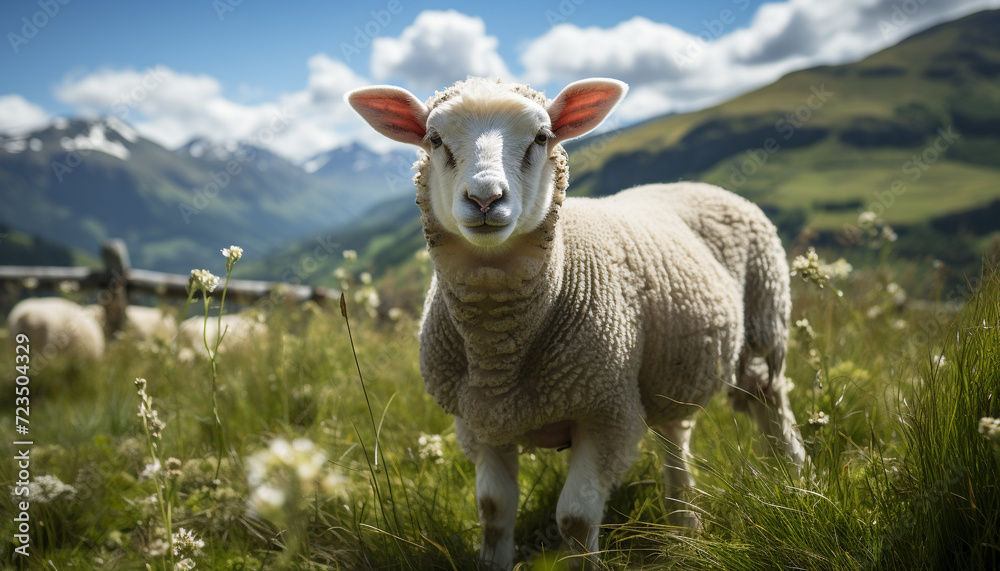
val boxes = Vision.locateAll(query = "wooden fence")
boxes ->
[0,239,336,335]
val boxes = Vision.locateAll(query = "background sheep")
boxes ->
[7,297,105,361]
[87,304,179,345]
[348,77,805,569]
[178,312,267,360]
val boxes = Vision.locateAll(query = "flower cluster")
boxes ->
[135,378,165,441]
[808,411,830,426]
[172,527,205,559]
[819,258,853,280]
[980,417,1000,442]
[417,433,445,464]
[188,269,220,295]
[790,247,842,295]
[25,474,77,503]
[246,437,346,522]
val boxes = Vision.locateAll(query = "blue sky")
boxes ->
[2,0,996,161]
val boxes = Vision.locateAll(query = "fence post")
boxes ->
[100,239,130,337]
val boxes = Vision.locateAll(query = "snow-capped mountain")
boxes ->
[0,118,419,273]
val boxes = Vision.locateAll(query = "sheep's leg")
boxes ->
[557,419,645,570]
[455,418,519,570]
[736,356,806,467]
[653,419,702,530]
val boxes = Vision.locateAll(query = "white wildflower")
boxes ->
[360,272,372,285]
[808,411,830,426]
[22,277,39,290]
[221,245,243,262]
[388,307,404,321]
[417,433,445,464]
[866,306,884,319]
[415,248,430,262]
[891,318,908,330]
[858,211,879,227]
[881,225,898,243]
[819,258,853,280]
[979,417,1000,442]
[25,474,77,503]
[932,354,948,368]
[175,559,196,570]
[246,437,346,522]
[342,250,357,261]
[135,378,165,440]
[794,318,815,340]
[140,459,162,480]
[189,269,219,293]
[58,280,80,294]
[172,527,205,558]
[886,282,907,306]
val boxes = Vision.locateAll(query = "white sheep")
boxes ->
[87,304,178,345]
[177,312,267,359]
[7,297,105,361]
[348,77,806,569]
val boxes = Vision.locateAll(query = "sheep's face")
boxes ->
[423,92,555,249]
[346,78,628,250]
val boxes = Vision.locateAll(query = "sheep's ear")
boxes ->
[547,78,628,143]
[346,86,428,146]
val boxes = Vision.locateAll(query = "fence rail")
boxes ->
[1,239,335,334]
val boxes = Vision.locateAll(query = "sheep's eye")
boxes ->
[534,133,548,145]
[428,133,443,148]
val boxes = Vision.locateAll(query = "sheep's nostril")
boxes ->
[467,191,504,213]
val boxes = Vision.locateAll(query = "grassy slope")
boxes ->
[1,250,998,569]
[569,10,1000,232]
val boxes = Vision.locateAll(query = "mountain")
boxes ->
[0,120,416,273]
[253,9,1000,287]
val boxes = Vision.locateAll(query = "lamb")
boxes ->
[7,297,105,361]
[347,77,806,569]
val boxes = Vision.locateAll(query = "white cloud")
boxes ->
[522,0,1000,117]
[0,94,50,135]
[52,55,375,162]
[371,10,510,91]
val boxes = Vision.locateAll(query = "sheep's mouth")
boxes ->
[463,221,509,234]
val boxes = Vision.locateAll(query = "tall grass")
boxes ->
[1,261,998,569]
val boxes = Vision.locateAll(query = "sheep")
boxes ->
[86,304,178,345]
[347,77,806,569]
[7,297,105,361]
[177,312,267,359]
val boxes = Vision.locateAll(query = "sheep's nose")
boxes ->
[466,190,504,213]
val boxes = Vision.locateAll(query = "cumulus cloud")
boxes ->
[371,10,510,91]
[522,0,1000,118]
[51,55,376,162]
[0,94,50,135]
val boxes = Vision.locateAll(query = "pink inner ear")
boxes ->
[354,93,426,140]
[552,88,619,133]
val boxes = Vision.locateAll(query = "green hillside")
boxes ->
[569,8,1000,231]
[254,9,1000,289]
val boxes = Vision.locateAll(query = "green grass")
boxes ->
[2,251,999,569]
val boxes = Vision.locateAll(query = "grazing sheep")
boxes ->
[7,297,105,361]
[348,77,806,569]
[87,305,178,344]
[178,313,267,359]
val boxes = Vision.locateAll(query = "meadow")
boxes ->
[2,237,999,570]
